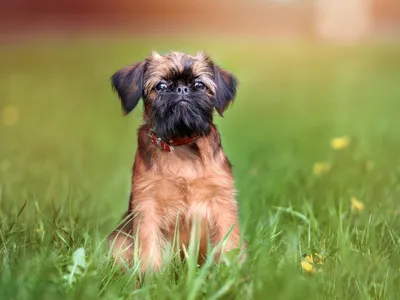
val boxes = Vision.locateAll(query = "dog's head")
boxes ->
[111,51,237,140]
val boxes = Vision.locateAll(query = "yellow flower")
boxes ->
[301,253,324,274]
[313,162,331,176]
[351,197,364,212]
[1,105,20,126]
[35,228,41,234]
[331,136,350,150]
[301,257,314,273]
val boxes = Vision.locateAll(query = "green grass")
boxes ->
[1,37,400,299]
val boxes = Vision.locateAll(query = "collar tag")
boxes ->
[148,131,174,152]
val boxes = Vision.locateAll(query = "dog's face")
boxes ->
[111,51,237,140]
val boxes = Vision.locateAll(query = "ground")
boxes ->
[0,38,400,299]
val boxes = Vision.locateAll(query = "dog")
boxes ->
[108,51,245,273]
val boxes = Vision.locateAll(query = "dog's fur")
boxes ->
[108,51,245,273]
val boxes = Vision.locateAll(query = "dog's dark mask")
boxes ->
[111,51,237,140]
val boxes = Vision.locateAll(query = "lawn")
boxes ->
[0,37,400,300]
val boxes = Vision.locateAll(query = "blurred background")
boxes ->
[1,0,400,41]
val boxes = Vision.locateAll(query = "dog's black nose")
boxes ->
[176,85,189,95]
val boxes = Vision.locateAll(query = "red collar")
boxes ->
[147,130,200,153]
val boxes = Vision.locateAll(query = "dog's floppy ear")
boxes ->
[111,61,145,115]
[213,65,237,116]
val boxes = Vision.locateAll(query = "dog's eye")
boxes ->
[155,82,168,91]
[194,81,206,90]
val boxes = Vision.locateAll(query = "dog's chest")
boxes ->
[151,149,228,208]
[157,150,204,179]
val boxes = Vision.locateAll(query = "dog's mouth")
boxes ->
[152,94,213,140]
[176,100,189,105]
[172,99,190,107]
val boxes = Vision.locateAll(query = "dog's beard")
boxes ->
[151,93,214,140]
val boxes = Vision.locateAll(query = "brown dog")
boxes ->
[108,51,245,273]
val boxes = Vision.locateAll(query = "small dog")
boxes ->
[108,51,245,273]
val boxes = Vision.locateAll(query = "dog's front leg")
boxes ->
[108,211,135,269]
[211,199,246,261]
[133,199,165,273]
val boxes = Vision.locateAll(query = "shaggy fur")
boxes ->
[108,51,245,273]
